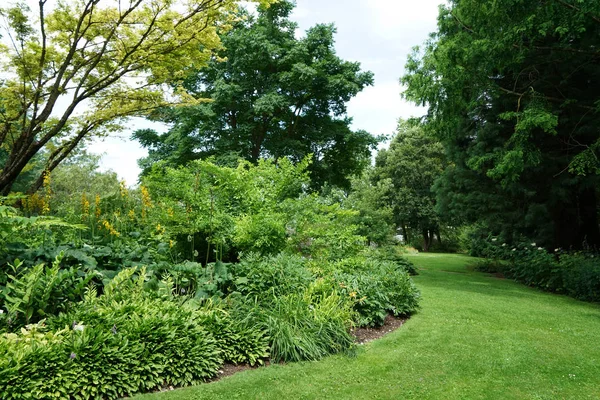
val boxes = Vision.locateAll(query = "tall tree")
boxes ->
[374,121,445,251]
[0,0,273,196]
[403,0,600,249]
[135,0,377,189]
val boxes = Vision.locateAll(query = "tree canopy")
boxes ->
[0,0,274,196]
[373,121,446,251]
[403,0,600,249]
[134,0,377,189]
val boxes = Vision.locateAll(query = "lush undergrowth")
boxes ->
[135,254,600,400]
[466,234,600,302]
[0,159,420,399]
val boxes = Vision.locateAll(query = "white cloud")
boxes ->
[86,0,442,181]
[347,81,427,137]
[89,119,167,185]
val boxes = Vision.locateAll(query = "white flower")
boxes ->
[512,248,516,251]
[73,323,85,332]
[0,309,4,314]
[492,238,497,242]
[531,243,536,247]
[502,243,506,247]
[538,247,543,251]
[554,248,560,252]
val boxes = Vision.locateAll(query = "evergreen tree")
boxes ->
[403,0,600,249]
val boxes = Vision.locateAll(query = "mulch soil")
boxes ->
[159,313,408,392]
[351,314,408,345]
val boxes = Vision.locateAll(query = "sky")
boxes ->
[89,0,444,184]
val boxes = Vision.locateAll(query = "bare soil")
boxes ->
[351,314,408,345]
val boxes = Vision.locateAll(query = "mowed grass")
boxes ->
[135,254,600,400]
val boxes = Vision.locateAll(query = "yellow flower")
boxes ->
[95,195,101,218]
[119,180,128,198]
[81,193,90,217]
[100,219,120,237]
[169,240,175,248]
[349,292,357,298]
[128,209,135,220]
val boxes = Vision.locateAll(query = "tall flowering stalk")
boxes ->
[141,186,152,220]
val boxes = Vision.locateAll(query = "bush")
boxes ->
[241,289,355,363]
[472,238,600,303]
[0,255,97,331]
[558,253,600,302]
[231,253,313,299]
[195,302,269,366]
[332,259,421,327]
[0,268,227,399]
[363,246,419,275]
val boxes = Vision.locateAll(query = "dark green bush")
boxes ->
[471,238,600,303]
[196,303,269,366]
[558,253,600,302]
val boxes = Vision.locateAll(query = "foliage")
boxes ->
[362,246,419,276]
[403,0,600,250]
[240,289,356,363]
[342,174,395,245]
[196,304,270,366]
[282,194,366,260]
[373,121,446,251]
[0,255,96,331]
[0,0,275,196]
[135,0,377,189]
[471,238,600,302]
[332,258,420,327]
[231,253,312,299]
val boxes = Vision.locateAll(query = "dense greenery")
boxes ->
[403,0,600,250]
[0,0,275,195]
[373,121,446,251]
[1,0,600,398]
[0,156,420,398]
[469,238,600,302]
[135,254,600,400]
[134,0,377,189]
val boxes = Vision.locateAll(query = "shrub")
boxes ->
[363,246,419,275]
[231,253,312,299]
[558,253,600,302]
[0,269,225,399]
[0,255,97,331]
[333,259,421,327]
[472,238,600,303]
[195,302,269,366]
[240,289,355,363]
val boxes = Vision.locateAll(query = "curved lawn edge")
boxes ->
[133,254,600,400]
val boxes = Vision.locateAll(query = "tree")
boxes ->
[403,0,600,249]
[135,0,377,189]
[0,0,274,196]
[373,121,445,251]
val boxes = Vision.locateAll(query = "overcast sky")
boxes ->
[90,0,443,184]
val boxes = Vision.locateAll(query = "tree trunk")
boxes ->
[422,229,430,252]
[402,222,410,244]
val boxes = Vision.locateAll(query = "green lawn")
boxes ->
[135,254,600,400]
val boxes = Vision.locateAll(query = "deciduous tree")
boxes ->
[0,0,273,195]
[135,0,377,189]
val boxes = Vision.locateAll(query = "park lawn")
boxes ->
[134,253,600,400]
